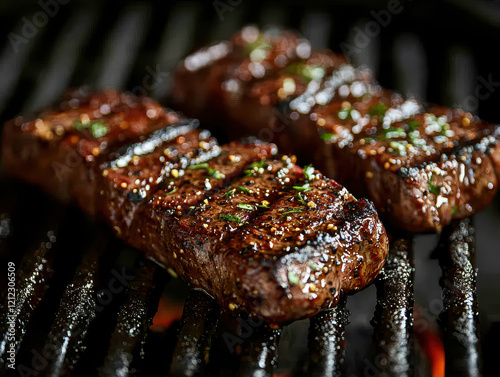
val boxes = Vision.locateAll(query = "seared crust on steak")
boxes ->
[173,26,500,232]
[1,90,388,323]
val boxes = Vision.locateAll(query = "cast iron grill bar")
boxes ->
[38,242,105,376]
[238,324,282,377]
[100,261,168,377]
[306,296,348,377]
[0,230,57,365]
[169,289,221,377]
[371,234,415,377]
[437,217,481,376]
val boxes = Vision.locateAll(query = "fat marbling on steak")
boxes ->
[1,90,388,323]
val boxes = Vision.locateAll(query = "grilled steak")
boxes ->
[173,26,500,232]
[1,90,388,323]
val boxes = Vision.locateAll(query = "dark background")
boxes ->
[1,0,500,375]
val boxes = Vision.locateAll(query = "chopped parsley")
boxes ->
[223,188,236,199]
[245,35,271,58]
[187,163,209,170]
[407,120,426,148]
[280,208,304,218]
[237,186,252,194]
[379,126,406,141]
[297,192,306,205]
[219,214,242,223]
[303,165,316,181]
[73,119,109,139]
[388,141,406,156]
[282,62,325,82]
[320,132,335,141]
[293,183,312,192]
[244,160,267,176]
[237,203,256,211]
[428,174,441,195]
[451,205,458,215]
[207,168,224,179]
[338,108,352,120]
[369,103,387,117]
[288,271,300,285]
[166,187,177,195]
[408,120,420,132]
[309,262,321,271]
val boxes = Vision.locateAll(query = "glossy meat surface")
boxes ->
[173,26,500,232]
[1,90,388,323]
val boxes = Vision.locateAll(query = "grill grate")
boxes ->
[0,181,483,376]
[1,1,499,376]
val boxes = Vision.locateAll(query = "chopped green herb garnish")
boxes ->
[451,205,458,215]
[187,163,209,170]
[245,35,271,57]
[303,165,316,181]
[428,174,441,195]
[302,65,325,81]
[309,263,321,271]
[90,121,109,138]
[288,271,300,285]
[219,214,242,223]
[73,119,109,138]
[207,168,224,179]
[282,62,325,83]
[408,120,420,132]
[247,161,266,169]
[297,192,306,205]
[244,160,267,176]
[379,126,406,141]
[388,141,406,156]
[166,187,177,195]
[224,188,236,199]
[280,208,304,218]
[237,203,256,211]
[369,103,387,117]
[237,186,252,194]
[338,108,352,120]
[73,119,88,131]
[257,204,270,209]
[293,183,312,192]
[320,132,335,141]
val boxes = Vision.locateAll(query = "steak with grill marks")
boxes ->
[173,26,500,232]
[1,90,388,323]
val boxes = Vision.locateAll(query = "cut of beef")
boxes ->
[173,26,500,232]
[1,90,388,323]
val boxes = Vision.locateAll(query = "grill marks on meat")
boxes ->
[1,89,180,209]
[162,161,386,322]
[173,26,500,232]
[2,90,388,323]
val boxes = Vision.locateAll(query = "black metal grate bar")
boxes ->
[0,230,57,366]
[371,234,415,376]
[33,226,116,377]
[169,289,220,377]
[307,296,349,377]
[238,324,282,377]
[100,261,168,377]
[437,217,481,376]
